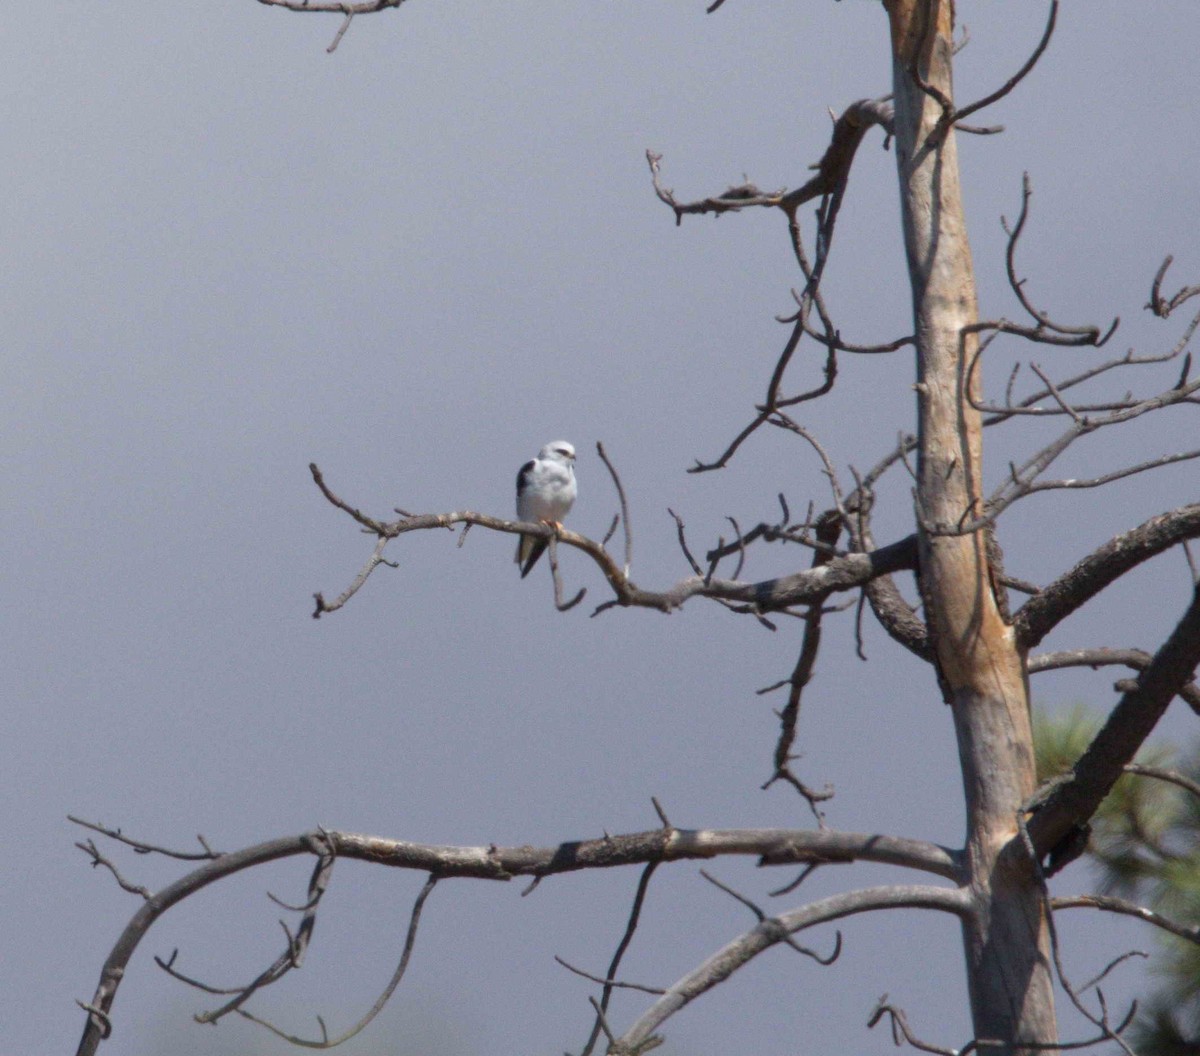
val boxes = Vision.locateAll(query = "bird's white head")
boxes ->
[539,441,576,463]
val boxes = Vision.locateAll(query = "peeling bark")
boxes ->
[884,1,1057,1049]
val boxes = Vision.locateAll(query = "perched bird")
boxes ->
[515,441,577,578]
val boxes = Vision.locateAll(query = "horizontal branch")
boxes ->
[333,825,960,880]
[1052,894,1200,946]
[1123,762,1200,802]
[310,463,918,616]
[1028,647,1200,716]
[74,821,957,1056]
[646,97,893,225]
[617,884,970,1052]
[1015,504,1200,650]
[257,0,405,10]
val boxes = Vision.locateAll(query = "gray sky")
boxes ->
[4,3,1198,1055]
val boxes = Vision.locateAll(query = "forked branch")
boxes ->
[309,462,919,618]
[1029,648,1200,717]
[646,97,893,227]
[1026,584,1200,860]
[648,97,903,473]
[1148,255,1200,319]
[73,819,959,1056]
[615,885,969,1053]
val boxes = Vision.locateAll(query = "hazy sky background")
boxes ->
[4,3,1198,1055]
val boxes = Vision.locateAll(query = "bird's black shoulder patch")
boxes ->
[516,459,536,492]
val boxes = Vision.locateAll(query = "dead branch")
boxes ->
[75,840,153,901]
[648,98,897,474]
[870,994,1139,1056]
[954,2,1058,125]
[1052,894,1200,946]
[597,441,633,577]
[68,816,221,861]
[975,307,1199,426]
[234,875,436,1049]
[556,956,664,996]
[1122,763,1200,803]
[1011,449,1200,496]
[309,462,919,618]
[801,324,914,355]
[1028,647,1200,717]
[76,832,329,1056]
[868,999,973,1056]
[615,885,969,1053]
[577,862,660,1056]
[923,374,1200,538]
[848,477,931,661]
[1015,504,1200,650]
[999,172,1118,343]
[699,869,842,965]
[253,0,410,53]
[181,846,337,1029]
[73,821,959,1056]
[313,535,395,617]
[547,536,587,612]
[1026,583,1200,861]
[761,511,843,821]
[689,263,834,473]
[646,98,892,227]
[1148,255,1200,318]
[256,0,405,10]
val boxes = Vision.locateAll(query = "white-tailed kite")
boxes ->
[515,440,577,578]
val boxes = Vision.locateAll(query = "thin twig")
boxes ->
[596,441,633,577]
[234,874,438,1048]
[548,536,586,612]
[578,862,661,1056]
[555,956,665,996]
[954,1,1059,124]
[1147,255,1200,318]
[68,816,221,861]
[75,840,153,900]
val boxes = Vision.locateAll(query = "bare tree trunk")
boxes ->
[884,1,1058,1049]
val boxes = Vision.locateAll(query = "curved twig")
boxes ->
[234,875,438,1048]
[954,2,1058,124]
[255,0,407,12]
[615,885,969,1052]
[577,861,661,1056]
[1000,173,1117,342]
[760,511,843,821]
[924,369,1200,539]
[1148,255,1200,319]
[597,441,633,577]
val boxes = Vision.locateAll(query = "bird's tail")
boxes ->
[517,535,545,578]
